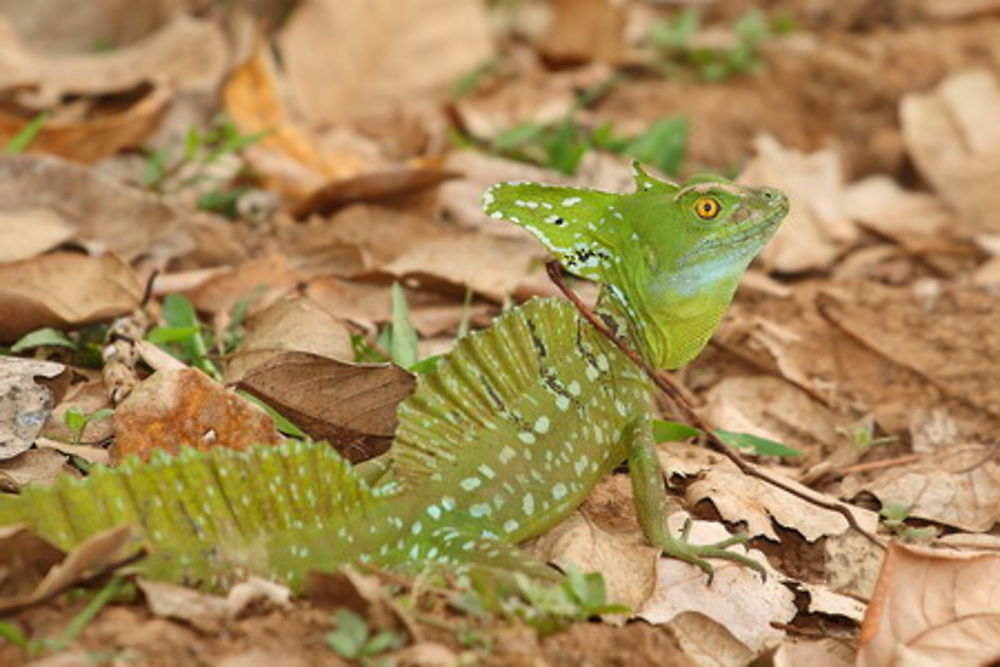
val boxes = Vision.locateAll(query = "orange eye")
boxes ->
[694,197,721,220]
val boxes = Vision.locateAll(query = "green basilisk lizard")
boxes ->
[0,163,788,591]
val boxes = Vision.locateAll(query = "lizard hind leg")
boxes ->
[625,417,766,581]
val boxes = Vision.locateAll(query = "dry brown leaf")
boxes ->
[289,164,461,220]
[42,377,113,444]
[224,296,354,383]
[665,612,755,667]
[773,639,854,667]
[0,14,226,106]
[182,254,300,318]
[901,69,1000,233]
[528,511,658,612]
[35,437,110,466]
[237,353,414,463]
[662,442,879,543]
[638,514,795,655]
[858,542,1000,667]
[0,524,133,614]
[111,368,282,464]
[0,525,65,601]
[223,43,360,200]
[842,175,956,240]
[277,0,494,125]
[0,448,74,491]
[824,531,885,600]
[542,0,626,65]
[365,231,547,301]
[226,577,292,620]
[138,579,230,634]
[0,357,69,460]
[853,444,1000,532]
[701,376,844,459]
[0,207,75,263]
[921,0,1000,18]
[0,84,171,164]
[0,154,183,261]
[0,252,143,341]
[818,281,1000,421]
[740,135,857,272]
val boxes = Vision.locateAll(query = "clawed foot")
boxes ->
[660,518,766,584]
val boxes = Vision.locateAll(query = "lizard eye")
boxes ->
[693,196,721,220]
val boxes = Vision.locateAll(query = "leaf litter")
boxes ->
[2,1,1000,665]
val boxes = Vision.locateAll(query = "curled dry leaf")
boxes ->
[855,444,1000,532]
[0,525,65,601]
[662,442,879,543]
[0,524,133,614]
[858,542,1000,667]
[0,357,69,460]
[637,514,796,655]
[842,175,956,241]
[0,251,143,341]
[0,14,227,106]
[901,69,1000,233]
[111,368,282,464]
[740,135,857,273]
[181,254,301,318]
[237,353,415,463]
[224,296,354,383]
[0,84,171,164]
[0,154,183,261]
[138,579,230,634]
[277,0,494,125]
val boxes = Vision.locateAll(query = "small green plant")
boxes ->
[146,293,220,378]
[841,420,898,456]
[3,112,47,154]
[354,283,444,374]
[880,500,938,542]
[10,327,75,353]
[63,407,115,444]
[140,115,268,217]
[648,9,788,82]
[324,608,406,661]
[652,419,803,458]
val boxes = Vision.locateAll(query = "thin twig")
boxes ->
[545,261,884,550]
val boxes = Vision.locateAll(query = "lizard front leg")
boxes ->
[626,417,765,580]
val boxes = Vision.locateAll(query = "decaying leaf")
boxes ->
[237,353,415,462]
[0,357,69,460]
[112,367,282,463]
[0,252,144,341]
[858,542,1000,667]
[224,296,354,383]
[541,0,626,65]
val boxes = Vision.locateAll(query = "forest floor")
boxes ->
[2,1,1000,665]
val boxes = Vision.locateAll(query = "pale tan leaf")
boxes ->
[224,296,354,383]
[542,0,626,64]
[0,208,74,263]
[739,135,857,272]
[277,0,494,125]
[0,448,73,491]
[138,579,229,634]
[858,444,1000,532]
[665,612,755,667]
[638,515,794,655]
[858,543,1000,667]
[0,154,183,261]
[842,175,956,239]
[901,69,1000,232]
[921,0,1000,18]
[773,639,854,667]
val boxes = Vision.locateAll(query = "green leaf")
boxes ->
[652,419,701,443]
[624,117,689,176]
[4,113,48,154]
[145,325,201,345]
[492,123,544,151]
[64,408,88,441]
[409,355,442,374]
[238,391,307,438]
[11,327,75,352]
[714,429,802,458]
[545,120,588,175]
[0,620,29,648]
[162,293,198,329]
[325,608,370,659]
[389,282,419,369]
[364,629,405,656]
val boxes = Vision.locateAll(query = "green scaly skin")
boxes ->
[0,163,788,591]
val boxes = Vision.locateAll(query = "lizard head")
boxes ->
[483,162,788,368]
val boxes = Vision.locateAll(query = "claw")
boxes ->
[660,530,767,583]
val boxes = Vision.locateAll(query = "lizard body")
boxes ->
[0,163,787,590]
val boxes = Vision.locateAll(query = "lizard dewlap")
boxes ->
[0,162,787,591]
